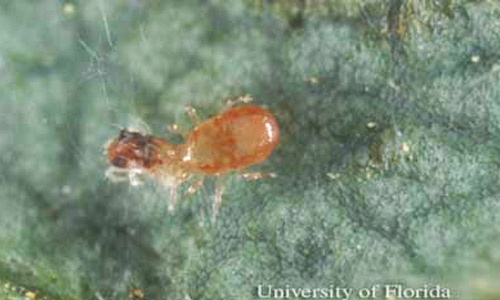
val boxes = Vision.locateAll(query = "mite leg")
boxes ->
[238,172,277,181]
[167,104,200,136]
[184,104,200,125]
[211,176,224,224]
[200,202,205,226]
[105,166,130,183]
[128,168,145,186]
[199,193,206,227]
[223,94,253,109]
[168,186,178,212]
[105,166,146,186]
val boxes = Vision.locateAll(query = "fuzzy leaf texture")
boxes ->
[0,0,499,299]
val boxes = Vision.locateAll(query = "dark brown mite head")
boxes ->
[106,129,159,169]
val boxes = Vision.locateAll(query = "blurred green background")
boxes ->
[1,0,500,299]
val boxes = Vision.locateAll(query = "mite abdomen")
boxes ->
[185,105,279,174]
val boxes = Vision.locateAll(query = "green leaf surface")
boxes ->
[1,0,499,299]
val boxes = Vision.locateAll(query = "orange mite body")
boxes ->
[105,104,279,221]
[184,105,279,174]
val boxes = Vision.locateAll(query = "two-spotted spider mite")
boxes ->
[105,96,280,223]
